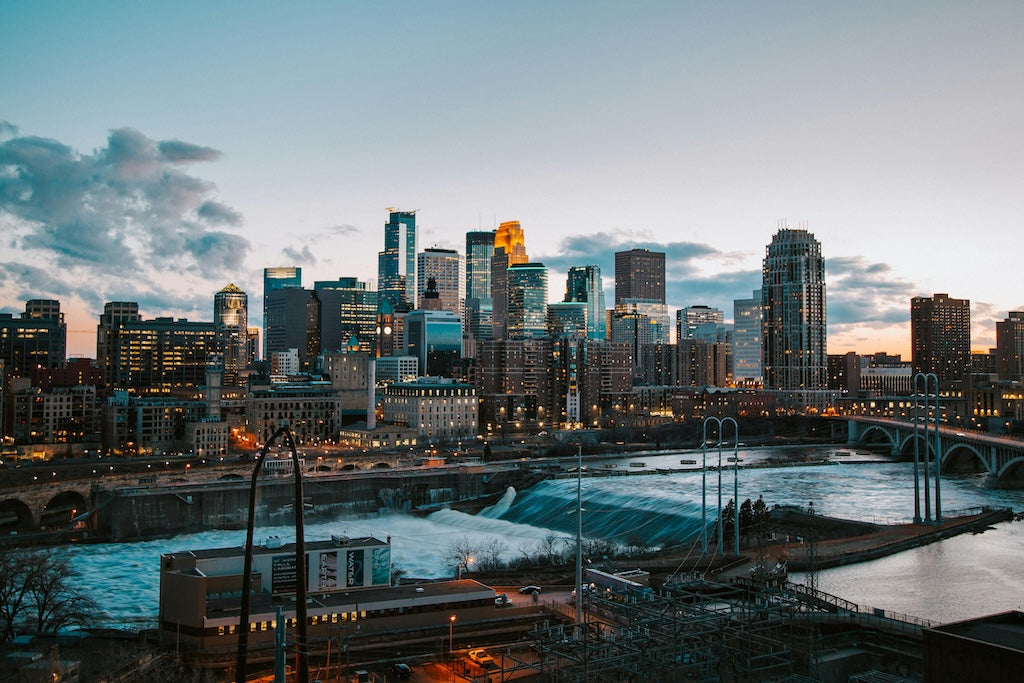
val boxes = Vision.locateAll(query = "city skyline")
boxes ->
[3,1,1023,358]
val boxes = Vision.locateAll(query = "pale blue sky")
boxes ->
[2,1,1022,357]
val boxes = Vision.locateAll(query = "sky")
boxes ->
[2,1,1022,359]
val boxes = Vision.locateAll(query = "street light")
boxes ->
[449,614,456,653]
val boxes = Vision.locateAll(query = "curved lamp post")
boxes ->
[701,417,739,557]
[235,426,309,683]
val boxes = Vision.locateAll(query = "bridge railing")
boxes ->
[784,581,935,630]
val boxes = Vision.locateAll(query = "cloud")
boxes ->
[328,224,359,236]
[0,121,16,141]
[158,139,222,163]
[282,244,317,264]
[825,256,915,327]
[0,125,249,276]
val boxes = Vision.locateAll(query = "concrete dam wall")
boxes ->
[93,467,522,541]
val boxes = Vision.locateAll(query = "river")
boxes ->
[62,445,1024,629]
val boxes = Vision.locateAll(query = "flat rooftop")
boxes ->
[930,611,1024,651]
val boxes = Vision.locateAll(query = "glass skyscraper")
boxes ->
[263,267,301,359]
[378,210,418,312]
[214,283,248,386]
[564,265,607,340]
[506,262,548,338]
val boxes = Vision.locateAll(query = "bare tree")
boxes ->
[0,548,96,643]
[477,538,508,571]
[446,536,478,574]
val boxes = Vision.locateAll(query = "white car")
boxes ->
[519,585,542,594]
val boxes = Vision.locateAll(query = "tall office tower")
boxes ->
[465,231,495,344]
[494,221,527,264]
[677,305,724,341]
[214,283,248,386]
[465,231,495,302]
[262,267,302,359]
[1,299,67,379]
[614,249,665,305]
[996,312,1024,381]
[265,288,315,363]
[761,228,827,402]
[378,209,418,312]
[417,248,463,313]
[506,263,549,338]
[911,292,971,387]
[314,278,379,356]
[733,290,763,386]
[564,265,607,340]
[97,302,142,387]
[305,291,322,365]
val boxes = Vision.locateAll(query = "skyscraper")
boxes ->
[378,210,418,312]
[996,312,1024,381]
[732,290,763,386]
[761,228,827,404]
[493,221,527,264]
[214,283,248,386]
[490,221,529,340]
[417,248,463,313]
[564,265,607,340]
[506,263,549,338]
[314,278,379,356]
[911,293,971,387]
[464,231,495,343]
[614,249,665,305]
[262,267,302,359]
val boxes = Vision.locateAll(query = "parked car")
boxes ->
[519,585,542,594]
[389,662,412,679]
[469,649,498,669]
[494,593,509,607]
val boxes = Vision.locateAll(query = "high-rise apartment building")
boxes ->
[214,283,248,386]
[506,263,548,338]
[732,290,763,386]
[677,305,724,341]
[378,210,418,312]
[0,299,67,378]
[614,249,665,305]
[911,293,971,387]
[263,267,301,359]
[761,228,827,404]
[97,304,217,390]
[417,248,463,314]
[996,312,1024,381]
[564,265,607,340]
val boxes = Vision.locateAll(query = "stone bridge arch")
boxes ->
[997,456,1024,481]
[856,424,899,453]
[40,489,90,527]
[0,497,36,530]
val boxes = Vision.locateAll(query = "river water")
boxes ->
[63,446,1024,629]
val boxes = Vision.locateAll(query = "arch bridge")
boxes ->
[848,416,1024,482]
[0,482,94,532]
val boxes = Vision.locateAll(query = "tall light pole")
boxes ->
[702,417,739,557]
[449,614,456,653]
[576,443,584,632]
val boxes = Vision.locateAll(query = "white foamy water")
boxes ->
[57,449,1024,629]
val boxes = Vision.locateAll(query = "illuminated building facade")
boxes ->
[761,228,828,406]
[732,290,763,386]
[464,231,495,343]
[214,283,248,387]
[996,312,1024,381]
[417,248,463,314]
[0,299,67,378]
[381,377,478,441]
[506,263,548,338]
[911,292,971,389]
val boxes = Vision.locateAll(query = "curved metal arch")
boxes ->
[236,425,309,683]
[858,424,900,452]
